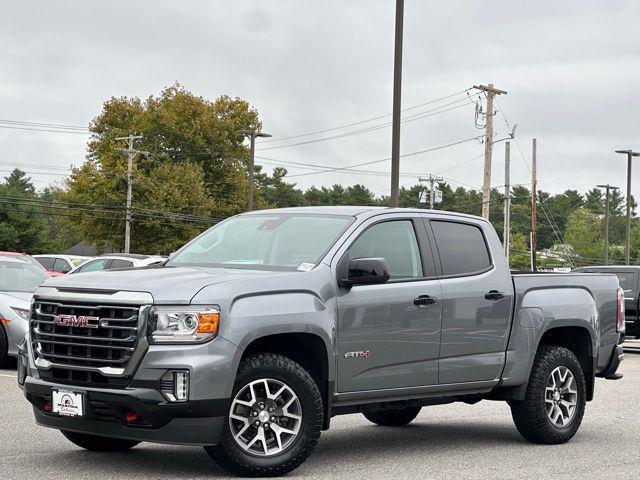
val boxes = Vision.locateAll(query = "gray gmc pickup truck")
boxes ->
[19,207,625,476]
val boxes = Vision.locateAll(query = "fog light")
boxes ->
[125,411,140,423]
[17,353,27,386]
[160,370,189,402]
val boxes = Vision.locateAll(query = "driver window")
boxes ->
[347,220,423,280]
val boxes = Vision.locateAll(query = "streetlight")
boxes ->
[237,129,272,211]
[615,149,640,265]
[596,184,619,265]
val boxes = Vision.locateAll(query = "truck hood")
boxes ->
[39,266,300,304]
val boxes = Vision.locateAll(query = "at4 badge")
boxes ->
[344,350,370,359]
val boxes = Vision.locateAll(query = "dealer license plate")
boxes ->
[52,389,84,417]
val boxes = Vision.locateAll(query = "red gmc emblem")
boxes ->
[54,314,100,329]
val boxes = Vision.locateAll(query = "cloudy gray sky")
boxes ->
[1,0,639,199]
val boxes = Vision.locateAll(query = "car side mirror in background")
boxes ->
[338,257,390,287]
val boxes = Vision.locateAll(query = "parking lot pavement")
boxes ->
[1,354,639,480]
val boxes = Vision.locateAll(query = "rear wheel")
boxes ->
[60,430,140,452]
[205,353,323,477]
[510,345,586,444]
[363,406,422,427]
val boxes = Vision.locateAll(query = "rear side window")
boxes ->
[77,259,111,273]
[431,221,491,276]
[109,259,134,269]
[52,258,71,273]
[36,257,54,269]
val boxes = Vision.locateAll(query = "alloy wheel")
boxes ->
[545,365,578,426]
[228,378,302,456]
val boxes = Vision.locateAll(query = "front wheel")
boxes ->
[205,353,324,477]
[510,345,586,444]
[61,430,140,451]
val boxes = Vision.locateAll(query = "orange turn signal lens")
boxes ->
[197,312,220,334]
[0,317,9,325]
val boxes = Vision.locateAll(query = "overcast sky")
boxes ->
[1,1,639,200]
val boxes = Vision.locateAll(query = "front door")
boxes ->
[336,217,442,393]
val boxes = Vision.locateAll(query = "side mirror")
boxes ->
[339,257,390,287]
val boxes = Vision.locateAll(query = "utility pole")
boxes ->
[531,138,538,271]
[503,141,511,257]
[473,84,507,219]
[597,184,620,265]
[237,129,272,211]
[419,174,443,209]
[615,149,640,265]
[115,133,146,254]
[389,0,404,208]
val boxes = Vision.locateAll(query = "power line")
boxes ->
[280,135,483,179]
[0,119,88,131]
[259,88,472,144]
[0,125,90,135]
[256,100,475,151]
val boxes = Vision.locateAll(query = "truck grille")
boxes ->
[31,300,142,386]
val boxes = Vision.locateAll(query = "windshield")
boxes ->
[169,213,353,270]
[0,257,50,292]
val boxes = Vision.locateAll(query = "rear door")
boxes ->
[426,218,514,384]
[336,214,442,392]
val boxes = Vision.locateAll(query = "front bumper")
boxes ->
[24,376,227,445]
[22,334,240,446]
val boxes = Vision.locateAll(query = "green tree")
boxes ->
[65,161,214,254]
[0,169,53,253]
[509,232,531,269]
[86,83,260,217]
[255,167,305,208]
[564,208,604,265]
[63,84,263,253]
[584,188,604,214]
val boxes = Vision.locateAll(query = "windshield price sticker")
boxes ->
[297,263,315,272]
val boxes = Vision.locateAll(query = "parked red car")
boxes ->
[0,252,63,277]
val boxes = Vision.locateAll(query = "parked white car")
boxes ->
[68,253,166,274]
[33,254,93,275]
[0,255,49,366]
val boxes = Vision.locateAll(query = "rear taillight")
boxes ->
[617,288,625,334]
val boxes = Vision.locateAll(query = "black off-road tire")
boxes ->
[205,353,324,477]
[61,430,140,452]
[0,323,8,368]
[509,345,586,444]
[363,406,422,426]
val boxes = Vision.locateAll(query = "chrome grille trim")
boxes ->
[30,288,153,385]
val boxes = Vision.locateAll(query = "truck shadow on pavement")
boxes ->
[51,421,525,478]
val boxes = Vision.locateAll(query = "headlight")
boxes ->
[10,307,30,321]
[148,305,220,344]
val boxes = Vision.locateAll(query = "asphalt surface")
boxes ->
[1,354,639,480]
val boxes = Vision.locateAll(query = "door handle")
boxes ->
[485,290,506,301]
[414,295,438,306]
